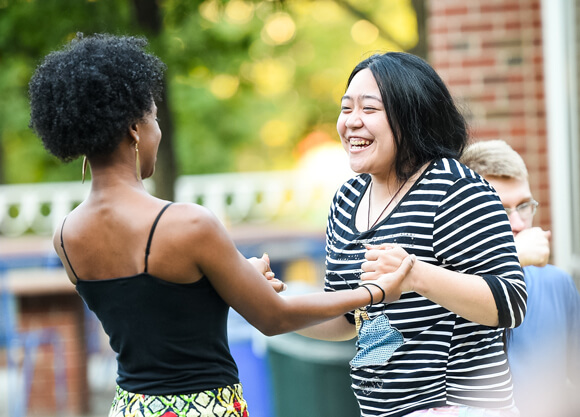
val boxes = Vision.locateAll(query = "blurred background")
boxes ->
[1,0,579,416]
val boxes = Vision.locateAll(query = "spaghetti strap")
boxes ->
[60,216,80,280]
[144,203,174,273]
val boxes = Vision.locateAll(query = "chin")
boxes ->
[142,167,155,180]
[348,161,366,174]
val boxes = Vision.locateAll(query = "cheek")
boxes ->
[368,118,387,137]
[336,116,347,137]
[336,119,349,151]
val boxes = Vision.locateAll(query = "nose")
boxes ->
[344,110,363,129]
[508,211,526,234]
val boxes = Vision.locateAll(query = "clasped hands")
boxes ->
[247,245,416,297]
[247,253,287,293]
[360,244,416,304]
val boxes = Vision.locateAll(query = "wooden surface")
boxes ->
[4,267,74,296]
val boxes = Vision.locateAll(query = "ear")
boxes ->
[128,122,140,145]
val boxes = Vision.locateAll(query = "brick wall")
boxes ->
[18,293,89,415]
[427,0,551,231]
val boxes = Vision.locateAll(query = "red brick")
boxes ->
[468,92,497,103]
[431,57,452,69]
[480,1,521,14]
[481,38,523,50]
[470,127,501,139]
[443,6,469,16]
[510,127,528,137]
[482,75,508,85]
[460,22,494,33]
[461,57,496,68]
[505,20,522,31]
[537,127,547,138]
[430,23,449,35]
[507,92,525,100]
[15,293,89,415]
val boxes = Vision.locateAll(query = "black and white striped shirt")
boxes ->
[324,159,526,417]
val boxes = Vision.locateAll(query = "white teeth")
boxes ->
[350,139,371,147]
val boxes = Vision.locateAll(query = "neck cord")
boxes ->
[367,179,407,230]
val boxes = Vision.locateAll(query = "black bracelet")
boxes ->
[359,284,373,306]
[360,282,385,305]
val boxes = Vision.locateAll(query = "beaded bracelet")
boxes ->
[359,282,386,305]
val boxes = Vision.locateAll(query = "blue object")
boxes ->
[0,259,67,417]
[350,313,403,367]
[228,310,274,417]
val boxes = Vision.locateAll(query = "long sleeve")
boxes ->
[434,175,527,328]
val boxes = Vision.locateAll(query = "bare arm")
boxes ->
[295,315,357,341]
[362,245,499,327]
[187,205,415,336]
[410,262,498,326]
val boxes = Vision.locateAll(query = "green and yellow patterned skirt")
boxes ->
[108,383,248,417]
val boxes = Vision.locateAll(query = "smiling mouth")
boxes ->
[350,139,372,150]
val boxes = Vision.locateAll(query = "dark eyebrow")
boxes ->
[341,94,382,102]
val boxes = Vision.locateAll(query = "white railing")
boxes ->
[0,170,348,237]
[0,182,90,237]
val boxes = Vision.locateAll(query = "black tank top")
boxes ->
[61,203,239,394]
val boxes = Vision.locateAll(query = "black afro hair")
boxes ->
[29,33,166,161]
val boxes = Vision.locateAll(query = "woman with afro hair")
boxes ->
[29,33,415,417]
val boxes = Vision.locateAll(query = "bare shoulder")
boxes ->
[139,202,236,282]
[159,202,230,244]
[165,202,222,228]
[51,205,84,256]
[52,218,65,260]
[52,215,79,284]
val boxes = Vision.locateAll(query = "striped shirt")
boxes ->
[324,159,527,417]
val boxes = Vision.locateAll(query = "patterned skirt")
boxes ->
[108,383,249,417]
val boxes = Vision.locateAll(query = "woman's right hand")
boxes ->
[360,246,416,304]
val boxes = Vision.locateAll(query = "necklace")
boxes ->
[367,180,407,229]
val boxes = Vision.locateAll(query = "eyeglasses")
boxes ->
[504,199,539,221]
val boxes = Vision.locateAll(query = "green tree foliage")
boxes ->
[0,0,420,189]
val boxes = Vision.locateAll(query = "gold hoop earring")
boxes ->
[82,156,88,183]
[135,143,141,181]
